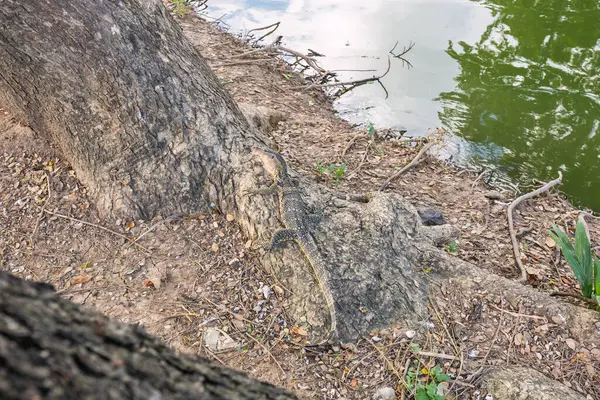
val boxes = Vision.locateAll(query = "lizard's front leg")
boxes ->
[264,229,299,251]
[245,182,278,197]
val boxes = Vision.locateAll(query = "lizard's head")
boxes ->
[251,147,287,176]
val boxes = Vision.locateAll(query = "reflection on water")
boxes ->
[439,0,600,210]
[206,0,600,210]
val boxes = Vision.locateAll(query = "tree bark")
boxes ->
[1,0,598,346]
[0,0,252,219]
[0,271,297,400]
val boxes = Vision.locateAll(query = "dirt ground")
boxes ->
[1,9,599,400]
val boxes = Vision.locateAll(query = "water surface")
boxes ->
[205,0,600,210]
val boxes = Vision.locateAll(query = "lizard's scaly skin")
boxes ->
[249,147,336,344]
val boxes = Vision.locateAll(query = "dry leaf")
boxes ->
[70,274,92,285]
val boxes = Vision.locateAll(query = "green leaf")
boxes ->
[368,123,375,137]
[415,388,430,400]
[436,373,451,383]
[594,256,600,298]
[550,225,585,291]
[426,382,438,396]
[575,217,593,297]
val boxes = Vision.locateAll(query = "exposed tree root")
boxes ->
[507,172,563,282]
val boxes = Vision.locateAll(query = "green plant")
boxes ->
[549,217,600,306]
[444,241,459,255]
[405,362,450,400]
[327,162,347,184]
[169,0,192,16]
[315,159,326,176]
[315,160,346,184]
[368,122,375,138]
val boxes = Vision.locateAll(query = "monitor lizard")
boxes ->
[247,147,336,345]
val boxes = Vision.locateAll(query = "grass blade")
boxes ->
[594,256,600,299]
[575,217,593,297]
[550,225,586,293]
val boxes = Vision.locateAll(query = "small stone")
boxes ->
[211,243,219,252]
[372,386,396,400]
[485,191,503,200]
[552,315,566,325]
[565,338,577,350]
[261,285,271,299]
[545,236,556,248]
[226,214,235,222]
[405,330,416,339]
[204,328,220,351]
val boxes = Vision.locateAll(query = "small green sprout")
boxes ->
[445,241,459,255]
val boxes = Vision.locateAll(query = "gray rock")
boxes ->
[417,207,446,226]
[482,367,584,400]
[372,386,396,400]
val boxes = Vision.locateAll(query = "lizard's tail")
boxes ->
[301,239,337,345]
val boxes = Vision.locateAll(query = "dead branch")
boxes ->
[507,172,563,282]
[346,140,373,179]
[230,41,326,75]
[243,22,280,43]
[212,58,273,68]
[30,172,51,243]
[308,56,391,93]
[549,291,599,307]
[379,142,435,191]
[389,40,415,68]
[43,209,151,254]
[340,131,365,160]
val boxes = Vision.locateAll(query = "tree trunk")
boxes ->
[0,0,252,219]
[1,0,598,346]
[0,271,297,399]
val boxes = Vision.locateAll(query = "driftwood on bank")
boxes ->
[0,271,297,400]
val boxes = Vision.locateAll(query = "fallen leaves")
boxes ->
[70,274,92,285]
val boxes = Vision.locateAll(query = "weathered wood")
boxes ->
[0,271,297,400]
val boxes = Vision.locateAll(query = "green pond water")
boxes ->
[204,0,600,210]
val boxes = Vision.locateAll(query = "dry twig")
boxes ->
[30,173,51,244]
[550,291,599,307]
[43,209,151,253]
[244,22,280,43]
[379,142,435,191]
[507,172,563,282]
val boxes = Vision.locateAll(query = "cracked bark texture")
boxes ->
[0,271,297,400]
[1,0,599,346]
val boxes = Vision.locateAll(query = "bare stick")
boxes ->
[308,56,391,89]
[346,140,373,179]
[244,332,286,378]
[550,291,599,307]
[230,43,326,74]
[43,209,151,253]
[379,142,435,191]
[507,172,563,282]
[244,22,280,42]
[417,351,458,361]
[340,132,364,160]
[212,58,273,68]
[487,304,547,320]
[30,173,51,243]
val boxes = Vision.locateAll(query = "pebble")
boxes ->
[485,190,503,200]
[372,387,396,400]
